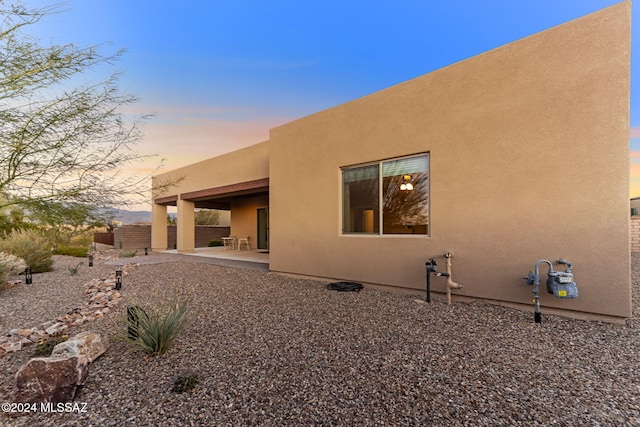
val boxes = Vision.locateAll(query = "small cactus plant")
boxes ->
[69,262,83,276]
[172,372,198,393]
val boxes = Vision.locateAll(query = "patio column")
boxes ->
[176,199,195,253]
[151,203,168,251]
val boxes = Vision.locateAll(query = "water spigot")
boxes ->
[426,258,438,273]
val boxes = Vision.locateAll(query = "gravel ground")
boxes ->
[0,252,639,426]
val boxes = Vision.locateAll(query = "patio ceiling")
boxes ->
[154,178,269,210]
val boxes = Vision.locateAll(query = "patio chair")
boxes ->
[237,237,250,251]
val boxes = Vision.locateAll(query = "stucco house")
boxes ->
[152,2,631,322]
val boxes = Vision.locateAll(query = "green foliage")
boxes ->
[34,333,69,357]
[208,240,223,247]
[31,202,105,228]
[0,230,53,273]
[119,250,137,258]
[54,246,89,257]
[27,202,109,246]
[0,200,105,252]
[172,372,199,393]
[0,252,27,284]
[67,231,95,249]
[194,209,220,225]
[0,204,31,238]
[122,297,190,356]
[68,262,83,276]
[0,3,154,211]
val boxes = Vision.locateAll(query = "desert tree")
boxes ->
[194,208,220,225]
[0,1,168,221]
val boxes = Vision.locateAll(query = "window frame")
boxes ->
[340,153,430,237]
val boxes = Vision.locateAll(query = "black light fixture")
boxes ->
[25,267,32,284]
[115,267,122,290]
[88,254,94,267]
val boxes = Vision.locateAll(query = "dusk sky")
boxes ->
[26,0,639,204]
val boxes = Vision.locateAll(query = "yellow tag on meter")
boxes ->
[558,290,567,297]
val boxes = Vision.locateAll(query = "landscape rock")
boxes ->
[89,291,106,303]
[29,332,47,343]
[1,340,22,353]
[51,331,109,362]
[18,338,33,348]
[0,277,124,358]
[44,323,68,336]
[39,321,55,331]
[0,257,133,360]
[12,355,89,404]
[9,328,35,337]
[1,252,640,425]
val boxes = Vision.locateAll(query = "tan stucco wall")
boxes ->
[230,195,269,249]
[218,210,231,226]
[151,203,167,251]
[151,141,269,251]
[176,199,195,252]
[268,3,631,320]
[152,140,270,198]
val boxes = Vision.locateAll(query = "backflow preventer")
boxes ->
[523,259,578,323]
[425,252,462,304]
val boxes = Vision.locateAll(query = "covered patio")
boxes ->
[151,142,270,255]
[152,179,269,254]
[162,245,269,265]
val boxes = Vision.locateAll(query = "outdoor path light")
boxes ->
[25,267,32,284]
[115,267,122,290]
[88,254,94,267]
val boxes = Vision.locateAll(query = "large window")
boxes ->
[342,154,429,235]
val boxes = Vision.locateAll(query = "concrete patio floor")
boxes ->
[162,246,270,264]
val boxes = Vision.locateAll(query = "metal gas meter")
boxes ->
[523,258,578,323]
[546,269,578,299]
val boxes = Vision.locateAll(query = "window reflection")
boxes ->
[382,172,429,234]
[342,154,429,235]
[342,164,379,233]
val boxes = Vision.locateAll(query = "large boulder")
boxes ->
[12,355,89,404]
[51,331,109,362]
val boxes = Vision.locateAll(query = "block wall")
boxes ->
[113,225,230,251]
[631,216,640,253]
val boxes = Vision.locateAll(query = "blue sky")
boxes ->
[26,0,639,198]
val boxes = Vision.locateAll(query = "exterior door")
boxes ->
[257,207,269,250]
